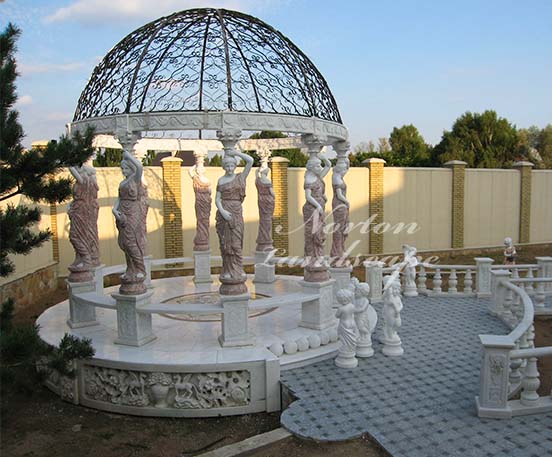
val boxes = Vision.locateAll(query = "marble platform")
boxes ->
[37,275,339,417]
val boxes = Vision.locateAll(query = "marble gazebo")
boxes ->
[39,8,354,417]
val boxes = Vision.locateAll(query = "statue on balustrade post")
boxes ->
[303,152,331,282]
[330,155,350,267]
[215,129,253,295]
[255,160,275,255]
[503,237,517,265]
[189,151,211,252]
[67,163,100,282]
[113,149,149,295]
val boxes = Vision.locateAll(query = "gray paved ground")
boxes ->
[280,295,552,457]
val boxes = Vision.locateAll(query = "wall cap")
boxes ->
[270,156,290,163]
[513,161,534,168]
[444,160,467,168]
[161,156,183,163]
[362,158,386,165]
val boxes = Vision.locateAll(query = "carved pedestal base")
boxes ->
[194,250,213,284]
[113,291,156,346]
[68,264,93,283]
[219,275,248,296]
[329,266,353,305]
[67,279,98,329]
[254,263,275,284]
[403,284,418,297]
[219,293,255,347]
[364,261,384,303]
[119,276,147,295]
[299,279,336,330]
[381,336,404,356]
[335,349,358,369]
[254,248,274,265]
[356,338,374,358]
[304,264,330,283]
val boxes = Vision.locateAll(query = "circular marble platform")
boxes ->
[37,275,339,417]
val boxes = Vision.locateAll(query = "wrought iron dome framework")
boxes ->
[70,8,348,142]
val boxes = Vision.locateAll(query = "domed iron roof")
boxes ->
[74,8,342,124]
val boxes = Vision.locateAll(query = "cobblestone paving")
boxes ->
[280,296,552,456]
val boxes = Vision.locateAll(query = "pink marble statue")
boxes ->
[255,166,275,253]
[189,161,211,252]
[330,158,350,267]
[67,164,100,282]
[112,150,149,295]
[215,150,254,295]
[303,155,331,282]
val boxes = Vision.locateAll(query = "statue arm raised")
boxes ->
[234,150,254,178]
[188,164,197,179]
[69,166,83,184]
[320,156,332,178]
[123,150,143,183]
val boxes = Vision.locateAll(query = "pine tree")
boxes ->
[0,24,95,394]
[0,23,95,276]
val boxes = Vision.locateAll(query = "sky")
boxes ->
[2,0,552,149]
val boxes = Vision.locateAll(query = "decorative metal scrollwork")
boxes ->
[74,8,342,124]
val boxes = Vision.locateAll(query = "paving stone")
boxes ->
[280,295,552,456]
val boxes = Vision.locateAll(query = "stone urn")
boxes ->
[148,373,171,408]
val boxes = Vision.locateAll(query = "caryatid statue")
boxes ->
[189,152,211,252]
[112,149,149,295]
[330,151,350,267]
[67,163,100,282]
[303,151,331,282]
[255,158,275,255]
[215,130,253,295]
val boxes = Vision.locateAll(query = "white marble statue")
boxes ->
[335,288,358,368]
[402,244,419,297]
[353,282,377,358]
[381,275,404,356]
[503,237,517,265]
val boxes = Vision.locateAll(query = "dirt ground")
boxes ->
[2,244,551,457]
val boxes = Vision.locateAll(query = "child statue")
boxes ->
[335,288,358,368]
[503,237,517,265]
[381,275,404,356]
[353,282,377,358]
[402,244,418,297]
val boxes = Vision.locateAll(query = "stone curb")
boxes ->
[197,427,291,457]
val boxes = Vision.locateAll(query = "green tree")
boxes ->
[0,23,94,394]
[537,124,552,168]
[389,124,431,166]
[432,111,521,168]
[93,147,123,167]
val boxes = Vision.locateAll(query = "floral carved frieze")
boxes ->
[83,365,251,409]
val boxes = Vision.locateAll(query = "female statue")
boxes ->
[303,154,331,282]
[381,275,404,356]
[112,150,149,295]
[335,288,358,368]
[255,165,275,253]
[330,158,350,267]
[402,244,418,297]
[189,159,211,251]
[67,164,100,281]
[215,150,254,294]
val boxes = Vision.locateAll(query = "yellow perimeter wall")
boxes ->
[2,165,552,282]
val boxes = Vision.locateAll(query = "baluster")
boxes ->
[520,357,540,407]
[449,268,458,294]
[535,282,545,309]
[512,268,520,280]
[417,265,427,294]
[519,325,531,370]
[525,268,534,295]
[464,269,473,294]
[527,323,536,350]
[433,268,442,294]
[502,288,515,326]
[509,342,523,389]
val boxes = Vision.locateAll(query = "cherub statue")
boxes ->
[503,237,517,265]
[335,288,358,368]
[381,275,404,356]
[353,282,377,358]
[402,244,418,297]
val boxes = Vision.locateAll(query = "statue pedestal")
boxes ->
[403,283,418,297]
[68,264,93,283]
[329,266,353,305]
[254,262,275,284]
[364,261,384,303]
[113,291,156,347]
[193,250,213,284]
[67,279,98,329]
[299,279,336,330]
[335,349,358,369]
[356,338,374,358]
[381,335,404,356]
[219,293,255,347]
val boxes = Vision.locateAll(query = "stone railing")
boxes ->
[476,274,552,418]
[416,263,476,296]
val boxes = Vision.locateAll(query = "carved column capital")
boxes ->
[216,129,242,153]
[301,133,328,156]
[114,131,142,156]
[333,140,350,159]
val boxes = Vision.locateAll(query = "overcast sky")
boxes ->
[2,0,552,149]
